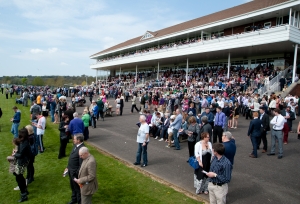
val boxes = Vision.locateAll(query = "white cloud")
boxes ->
[30,48,43,54]
[48,47,58,53]
[60,62,68,66]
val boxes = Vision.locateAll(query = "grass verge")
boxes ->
[0,93,204,204]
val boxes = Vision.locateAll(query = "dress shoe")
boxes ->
[174,148,180,150]
[262,149,267,153]
[278,156,283,159]
[18,193,28,203]
[133,162,140,165]
[249,154,257,158]
[267,153,275,156]
[141,164,147,167]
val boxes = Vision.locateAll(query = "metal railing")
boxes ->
[257,66,291,95]
[92,24,290,65]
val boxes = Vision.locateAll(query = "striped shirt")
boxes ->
[209,156,232,184]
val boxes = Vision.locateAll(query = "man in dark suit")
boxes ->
[281,106,295,144]
[258,106,270,153]
[64,134,85,204]
[247,112,262,158]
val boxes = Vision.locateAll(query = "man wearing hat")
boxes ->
[258,106,270,153]
[10,106,21,138]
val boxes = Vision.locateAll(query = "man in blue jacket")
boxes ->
[247,112,262,158]
[11,106,21,138]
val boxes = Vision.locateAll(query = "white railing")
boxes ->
[257,66,291,95]
[92,24,290,65]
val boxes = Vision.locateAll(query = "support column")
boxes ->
[201,31,203,41]
[96,70,98,84]
[248,59,251,69]
[293,11,296,26]
[157,62,160,80]
[135,65,137,87]
[297,11,299,28]
[106,70,108,85]
[289,8,293,25]
[292,44,298,83]
[119,67,121,79]
[227,53,231,79]
[186,58,189,84]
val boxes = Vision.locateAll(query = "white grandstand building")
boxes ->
[90,0,300,85]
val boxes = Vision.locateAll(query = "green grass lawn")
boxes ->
[0,93,204,204]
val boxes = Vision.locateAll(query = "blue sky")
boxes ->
[0,0,251,76]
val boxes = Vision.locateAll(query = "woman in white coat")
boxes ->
[194,132,213,195]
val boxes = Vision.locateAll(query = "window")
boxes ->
[264,22,271,28]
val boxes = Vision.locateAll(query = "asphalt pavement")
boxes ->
[78,98,300,204]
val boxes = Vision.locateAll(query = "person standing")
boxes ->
[131,93,139,113]
[171,109,183,150]
[64,134,85,204]
[11,106,21,138]
[69,112,85,136]
[247,112,262,158]
[258,106,270,153]
[31,112,46,153]
[281,106,295,144]
[194,132,212,195]
[119,95,124,116]
[81,110,90,141]
[133,115,149,167]
[25,125,37,185]
[206,143,232,204]
[96,97,104,121]
[222,102,231,132]
[58,115,70,159]
[222,131,236,165]
[213,107,226,143]
[13,128,31,202]
[268,109,285,159]
[74,147,98,204]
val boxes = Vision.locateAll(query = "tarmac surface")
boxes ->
[78,98,300,204]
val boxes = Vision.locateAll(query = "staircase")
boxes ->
[257,66,291,96]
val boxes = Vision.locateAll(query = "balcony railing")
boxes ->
[92,24,291,66]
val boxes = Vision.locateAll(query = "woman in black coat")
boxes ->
[13,128,31,202]
[25,125,36,184]
[58,115,69,159]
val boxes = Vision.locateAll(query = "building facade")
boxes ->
[90,0,300,83]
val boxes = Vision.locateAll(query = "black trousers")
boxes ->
[59,138,68,157]
[69,171,81,203]
[213,126,223,143]
[188,140,196,157]
[258,130,267,151]
[83,127,89,140]
[131,104,139,113]
[26,157,35,182]
[14,173,27,194]
[97,110,104,120]
[120,106,123,115]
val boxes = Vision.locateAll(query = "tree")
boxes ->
[32,77,44,86]
[21,78,28,85]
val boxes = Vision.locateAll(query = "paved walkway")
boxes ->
[78,99,300,204]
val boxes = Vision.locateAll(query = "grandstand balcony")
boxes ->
[90,24,300,70]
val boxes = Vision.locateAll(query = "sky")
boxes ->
[0,0,252,76]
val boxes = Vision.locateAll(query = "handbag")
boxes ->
[188,156,199,169]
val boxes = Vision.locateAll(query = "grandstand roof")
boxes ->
[90,0,289,58]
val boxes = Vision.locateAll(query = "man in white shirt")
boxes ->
[217,98,224,109]
[134,115,149,167]
[32,112,46,153]
[268,109,285,159]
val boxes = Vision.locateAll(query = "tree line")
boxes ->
[0,75,96,87]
